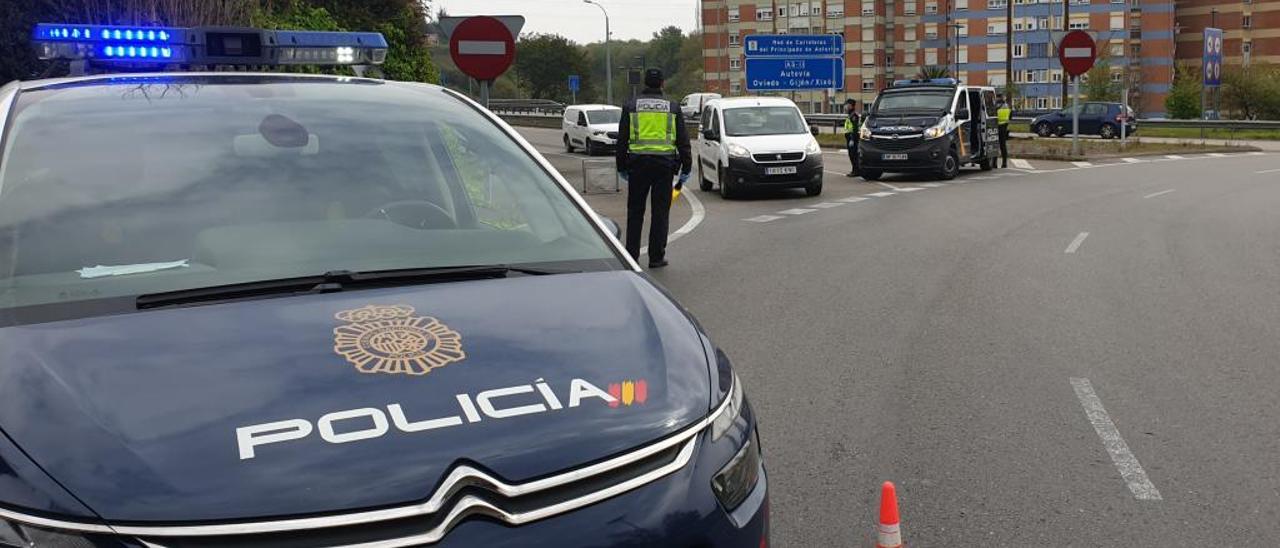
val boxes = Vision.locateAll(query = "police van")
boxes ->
[858,78,1001,181]
[0,23,767,548]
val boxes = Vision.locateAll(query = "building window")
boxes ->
[778,6,787,17]
[830,29,845,37]
[828,4,844,17]
[958,48,969,63]
[728,11,740,23]
[863,27,875,41]
[757,8,774,21]
[989,45,1007,62]
[1013,43,1027,58]
[1029,43,1048,57]
[956,0,969,10]
[1243,41,1252,53]
[862,80,876,91]
[1110,13,1124,30]
[863,2,875,15]
[1069,20,1089,30]
[988,18,1007,35]
[1110,43,1124,57]
[957,21,968,36]
[730,58,741,70]
[925,3,938,14]
[778,29,789,34]
[729,34,740,46]
[862,52,876,66]
[1037,16,1050,29]
[989,72,1007,86]
[1110,71,1123,83]
[1243,15,1252,29]
[905,3,917,15]
[925,49,938,65]
[796,3,808,16]
[1069,0,1088,4]
[989,0,1008,7]
[906,27,917,41]
[730,81,741,93]
[1051,70,1062,82]
[1037,97,1049,109]
[1130,15,1141,28]
[1111,0,1124,4]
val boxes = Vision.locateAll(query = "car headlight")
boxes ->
[858,125,872,141]
[727,143,751,158]
[0,519,95,548]
[712,427,762,511]
[805,139,821,154]
[923,123,948,139]
[710,373,745,441]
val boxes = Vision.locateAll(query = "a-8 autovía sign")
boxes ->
[743,34,845,92]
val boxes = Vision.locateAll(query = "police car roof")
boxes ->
[8,71,394,92]
[707,96,797,110]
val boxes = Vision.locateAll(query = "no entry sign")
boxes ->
[1058,30,1096,78]
[446,16,518,81]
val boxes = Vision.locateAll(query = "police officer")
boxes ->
[616,68,692,268]
[996,94,1012,169]
[843,98,861,177]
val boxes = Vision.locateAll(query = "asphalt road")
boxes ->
[517,126,1280,546]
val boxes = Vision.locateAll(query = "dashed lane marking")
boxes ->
[744,214,784,223]
[876,182,901,190]
[810,202,846,208]
[778,208,817,215]
[1249,151,1266,156]
[1208,153,1227,157]
[838,196,871,203]
[824,169,851,177]
[1164,155,1185,160]
[1070,378,1163,501]
[1072,161,1094,168]
[1256,168,1280,174]
[866,191,897,197]
[1064,232,1090,254]
[921,183,947,188]
[896,187,925,192]
[1010,158,1034,169]
[1143,189,1176,199]
[1121,157,1143,163]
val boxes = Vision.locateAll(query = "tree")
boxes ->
[1082,57,1120,102]
[917,65,952,80]
[646,26,684,79]
[664,32,705,101]
[515,33,592,102]
[1164,63,1202,120]
[1221,64,1280,120]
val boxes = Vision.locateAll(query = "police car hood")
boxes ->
[0,271,713,522]
[866,113,944,133]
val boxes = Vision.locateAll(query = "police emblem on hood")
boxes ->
[333,305,465,375]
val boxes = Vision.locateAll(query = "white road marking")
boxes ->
[825,169,851,176]
[1121,157,1143,163]
[1256,168,1280,174]
[810,202,846,208]
[896,187,925,192]
[1064,232,1090,254]
[1072,161,1094,168]
[867,191,897,197]
[1164,154,1185,160]
[969,175,996,180]
[876,182,901,190]
[778,208,817,215]
[1143,189,1176,199]
[1208,153,1227,157]
[838,196,871,203]
[1070,378,1163,501]
[921,183,947,188]
[640,185,705,256]
[1011,158,1034,169]
[1248,151,1266,156]
[744,214,784,223]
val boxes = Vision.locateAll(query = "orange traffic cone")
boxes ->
[876,481,903,548]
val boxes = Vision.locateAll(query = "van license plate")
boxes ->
[882,153,908,160]
[765,166,798,175]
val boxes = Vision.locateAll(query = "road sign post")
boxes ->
[568,74,580,104]
[1057,30,1096,158]
[1201,27,1223,140]
[441,15,524,109]
[743,35,845,94]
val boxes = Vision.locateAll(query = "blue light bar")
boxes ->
[33,23,387,68]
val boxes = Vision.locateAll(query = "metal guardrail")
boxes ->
[801,112,1280,131]
[488,99,566,116]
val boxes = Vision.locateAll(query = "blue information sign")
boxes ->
[1202,28,1222,87]
[568,74,580,93]
[743,34,843,58]
[745,57,845,91]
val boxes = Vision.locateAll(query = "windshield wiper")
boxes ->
[136,265,577,310]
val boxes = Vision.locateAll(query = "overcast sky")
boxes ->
[435,0,699,45]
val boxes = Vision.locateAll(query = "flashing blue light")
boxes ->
[148,30,156,40]
[71,29,79,38]
[161,47,172,58]
[158,30,169,41]
[125,30,133,40]
[101,29,110,39]
[103,46,114,56]
[127,46,136,57]
[150,47,159,57]
[112,30,122,40]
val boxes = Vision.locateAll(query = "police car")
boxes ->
[0,24,767,547]
[858,78,1001,181]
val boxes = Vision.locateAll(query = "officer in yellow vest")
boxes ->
[842,98,861,177]
[616,68,692,268]
[996,94,1012,169]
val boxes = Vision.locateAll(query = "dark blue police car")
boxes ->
[0,24,767,547]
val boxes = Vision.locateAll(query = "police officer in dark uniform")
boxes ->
[843,98,861,177]
[616,68,692,268]
[996,94,1012,169]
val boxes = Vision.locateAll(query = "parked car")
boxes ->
[562,104,622,155]
[681,92,721,119]
[697,96,824,198]
[1032,102,1137,139]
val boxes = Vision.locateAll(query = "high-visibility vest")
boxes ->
[629,98,677,156]
[843,114,860,134]
[997,105,1012,125]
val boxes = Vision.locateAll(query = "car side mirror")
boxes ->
[702,128,718,141]
[599,216,621,239]
[956,109,970,120]
[578,120,588,127]
[809,126,819,136]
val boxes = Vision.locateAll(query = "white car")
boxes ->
[696,97,823,199]
[681,93,721,119]
[562,104,622,155]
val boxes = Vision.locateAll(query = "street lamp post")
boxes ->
[584,0,612,105]
[950,23,963,78]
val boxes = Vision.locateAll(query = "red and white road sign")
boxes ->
[448,16,517,81]
[1058,30,1097,78]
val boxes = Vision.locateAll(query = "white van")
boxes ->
[681,93,721,119]
[561,104,622,155]
[696,97,823,199]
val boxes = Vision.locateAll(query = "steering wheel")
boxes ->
[365,200,456,230]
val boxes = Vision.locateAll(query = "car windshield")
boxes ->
[874,90,954,113]
[722,106,807,137]
[0,76,621,314]
[587,109,621,124]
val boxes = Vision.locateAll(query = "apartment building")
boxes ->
[1174,0,1280,68]
[702,0,1177,115]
